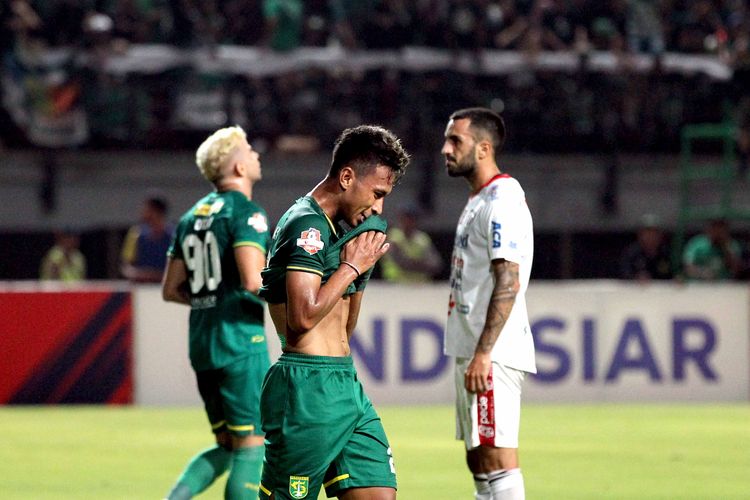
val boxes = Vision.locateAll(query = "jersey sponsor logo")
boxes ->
[297,228,324,255]
[248,212,268,232]
[194,200,225,216]
[477,374,495,445]
[455,233,469,249]
[448,290,468,314]
[193,216,214,231]
[449,256,463,291]
[190,295,217,309]
[194,205,211,216]
[251,334,264,343]
[289,475,309,499]
[492,221,502,248]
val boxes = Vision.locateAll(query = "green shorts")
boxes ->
[196,351,270,437]
[259,353,396,499]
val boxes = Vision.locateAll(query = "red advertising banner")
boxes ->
[0,290,132,404]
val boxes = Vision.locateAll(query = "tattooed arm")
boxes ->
[464,258,520,394]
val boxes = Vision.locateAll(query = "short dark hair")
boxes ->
[329,125,410,184]
[145,193,168,215]
[449,107,506,154]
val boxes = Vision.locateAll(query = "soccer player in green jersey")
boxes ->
[258,125,410,500]
[162,126,271,500]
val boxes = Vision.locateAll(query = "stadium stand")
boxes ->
[1,1,749,280]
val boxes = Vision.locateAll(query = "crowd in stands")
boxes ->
[2,0,749,54]
[1,2,749,156]
[619,215,750,282]
[2,3,749,283]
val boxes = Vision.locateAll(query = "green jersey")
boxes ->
[682,234,742,280]
[169,190,270,371]
[259,196,387,305]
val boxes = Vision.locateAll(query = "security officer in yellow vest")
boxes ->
[40,228,87,282]
[380,204,443,283]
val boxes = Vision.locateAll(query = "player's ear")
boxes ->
[340,166,355,191]
[233,161,244,177]
[477,140,491,160]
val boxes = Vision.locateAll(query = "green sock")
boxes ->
[167,445,231,499]
[224,445,264,500]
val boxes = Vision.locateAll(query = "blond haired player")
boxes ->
[162,126,271,499]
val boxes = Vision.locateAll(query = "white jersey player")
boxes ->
[442,108,535,500]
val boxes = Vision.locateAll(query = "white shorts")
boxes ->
[454,358,525,450]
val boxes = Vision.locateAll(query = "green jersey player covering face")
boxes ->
[257,125,409,500]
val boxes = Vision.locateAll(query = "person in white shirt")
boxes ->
[442,107,536,500]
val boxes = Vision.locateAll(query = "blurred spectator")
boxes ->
[411,0,449,47]
[328,0,378,48]
[120,191,174,283]
[487,0,528,50]
[361,0,412,49]
[108,0,172,44]
[379,205,443,283]
[682,218,743,280]
[626,0,664,54]
[3,1,43,49]
[167,0,223,47]
[445,0,485,51]
[39,228,86,281]
[299,0,330,46]
[221,0,263,45]
[528,0,572,51]
[262,0,303,52]
[619,213,673,281]
[587,0,628,51]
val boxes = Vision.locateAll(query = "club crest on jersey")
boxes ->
[248,212,268,232]
[288,476,309,498]
[297,228,324,255]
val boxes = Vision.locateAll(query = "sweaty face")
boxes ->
[343,164,394,227]
[442,118,478,178]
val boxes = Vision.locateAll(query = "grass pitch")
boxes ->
[1,404,749,499]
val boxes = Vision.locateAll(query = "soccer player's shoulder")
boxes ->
[285,212,332,240]
[229,192,268,222]
[286,199,329,228]
[276,202,332,246]
[489,175,525,203]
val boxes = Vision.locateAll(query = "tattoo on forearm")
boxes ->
[476,261,519,354]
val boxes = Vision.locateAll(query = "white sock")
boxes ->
[488,468,525,500]
[473,473,492,500]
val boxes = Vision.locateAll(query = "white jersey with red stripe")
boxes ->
[444,173,536,374]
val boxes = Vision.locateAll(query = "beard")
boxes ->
[446,154,476,178]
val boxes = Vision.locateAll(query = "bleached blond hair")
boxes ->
[195,126,247,183]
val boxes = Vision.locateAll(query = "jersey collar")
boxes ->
[471,173,509,197]
[306,196,338,236]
